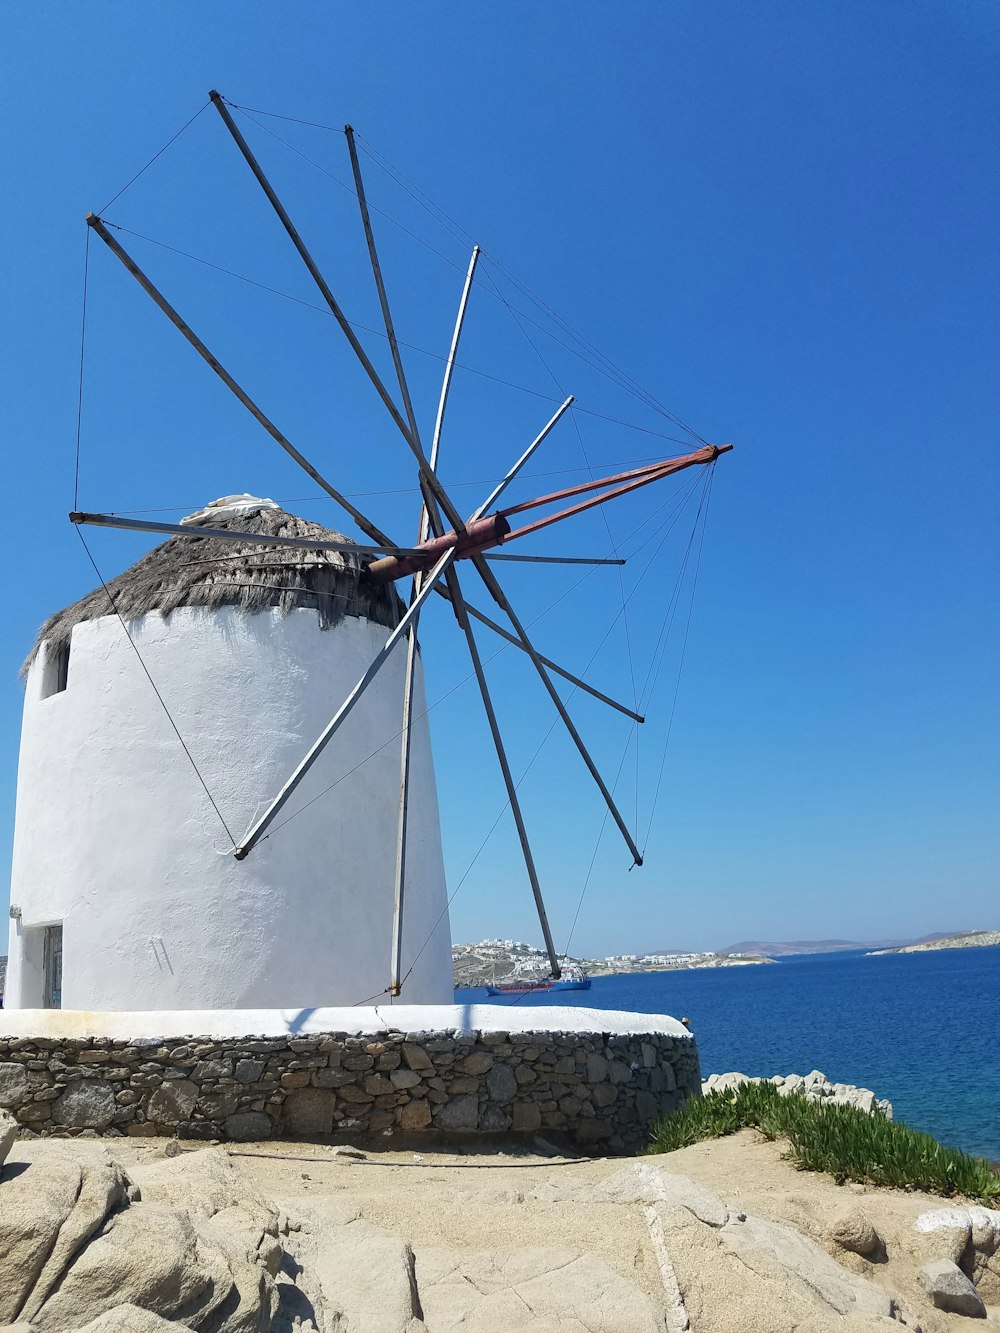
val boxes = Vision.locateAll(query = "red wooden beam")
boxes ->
[366,443,731,583]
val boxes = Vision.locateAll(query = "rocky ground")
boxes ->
[704,1068,895,1117]
[2,1108,998,1331]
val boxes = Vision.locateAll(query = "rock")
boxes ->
[76,1305,184,1330]
[196,1089,240,1119]
[635,1090,658,1123]
[967,1205,1000,1249]
[144,1078,198,1127]
[400,1043,434,1073]
[703,1072,751,1094]
[914,1207,974,1265]
[599,1165,731,1227]
[51,1083,117,1130]
[0,1109,17,1166]
[307,1219,422,1333]
[0,1152,90,1322]
[662,1202,908,1332]
[418,1246,663,1331]
[398,1099,432,1131]
[27,1149,280,1332]
[235,1059,265,1084]
[587,1082,615,1109]
[21,1160,131,1321]
[224,1112,272,1142]
[130,1147,276,1229]
[479,1103,508,1132]
[723,1213,900,1320]
[586,1053,609,1082]
[510,1101,541,1132]
[965,1207,1000,1303]
[830,1208,880,1257]
[458,1051,493,1076]
[432,1093,479,1131]
[32,1203,235,1331]
[485,1064,517,1104]
[282,1088,334,1136]
[703,1072,892,1117]
[192,1059,233,1081]
[917,1258,986,1317]
[836,1089,876,1115]
[0,1064,30,1109]
[330,1145,366,1160]
[389,1068,422,1090]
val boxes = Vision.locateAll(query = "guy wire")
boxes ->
[74,528,238,848]
[99,100,210,215]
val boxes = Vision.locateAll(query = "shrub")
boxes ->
[647,1082,1000,1206]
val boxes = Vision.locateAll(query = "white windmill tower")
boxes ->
[7,497,454,1011]
[7,92,730,1013]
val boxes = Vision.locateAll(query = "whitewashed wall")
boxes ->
[7,606,452,1010]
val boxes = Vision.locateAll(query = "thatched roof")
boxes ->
[24,497,404,673]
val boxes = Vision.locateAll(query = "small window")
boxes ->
[40,642,70,698]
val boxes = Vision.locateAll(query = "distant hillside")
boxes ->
[723,939,880,957]
[721,934,957,958]
[867,930,1000,956]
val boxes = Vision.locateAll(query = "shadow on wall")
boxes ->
[284,999,478,1035]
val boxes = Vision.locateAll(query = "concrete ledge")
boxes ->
[0,1008,700,1154]
[0,1004,692,1040]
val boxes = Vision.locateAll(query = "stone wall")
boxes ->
[0,1026,700,1154]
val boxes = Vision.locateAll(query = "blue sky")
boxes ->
[2,3,997,956]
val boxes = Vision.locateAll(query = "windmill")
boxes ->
[64,91,730,1000]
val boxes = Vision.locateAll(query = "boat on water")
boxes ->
[486,966,592,996]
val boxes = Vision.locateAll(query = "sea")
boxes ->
[456,945,1000,1161]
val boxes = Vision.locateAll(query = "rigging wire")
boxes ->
[230,105,470,279]
[223,100,348,135]
[98,220,698,450]
[476,262,641,838]
[352,131,708,445]
[225,102,710,445]
[640,465,716,854]
[398,477,709,982]
[480,251,710,447]
[559,465,716,955]
[73,229,91,511]
[90,94,714,488]
[76,95,727,974]
[249,472,704,849]
[98,455,694,516]
[99,100,211,215]
[74,529,238,848]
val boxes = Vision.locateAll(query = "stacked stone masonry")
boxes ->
[0,1027,700,1154]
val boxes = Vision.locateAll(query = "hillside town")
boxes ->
[452,939,770,988]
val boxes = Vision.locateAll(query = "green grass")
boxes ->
[647,1081,1000,1206]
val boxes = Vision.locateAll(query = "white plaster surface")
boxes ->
[8,605,452,1010]
[0,1004,691,1040]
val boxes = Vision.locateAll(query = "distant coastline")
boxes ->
[453,941,772,988]
[866,929,1000,956]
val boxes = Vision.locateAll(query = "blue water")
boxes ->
[457,946,1000,1160]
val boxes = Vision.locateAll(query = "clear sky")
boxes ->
[2,3,997,957]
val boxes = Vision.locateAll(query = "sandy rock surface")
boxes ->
[3,1129,999,1330]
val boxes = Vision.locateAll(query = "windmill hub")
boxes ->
[367,513,511,584]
